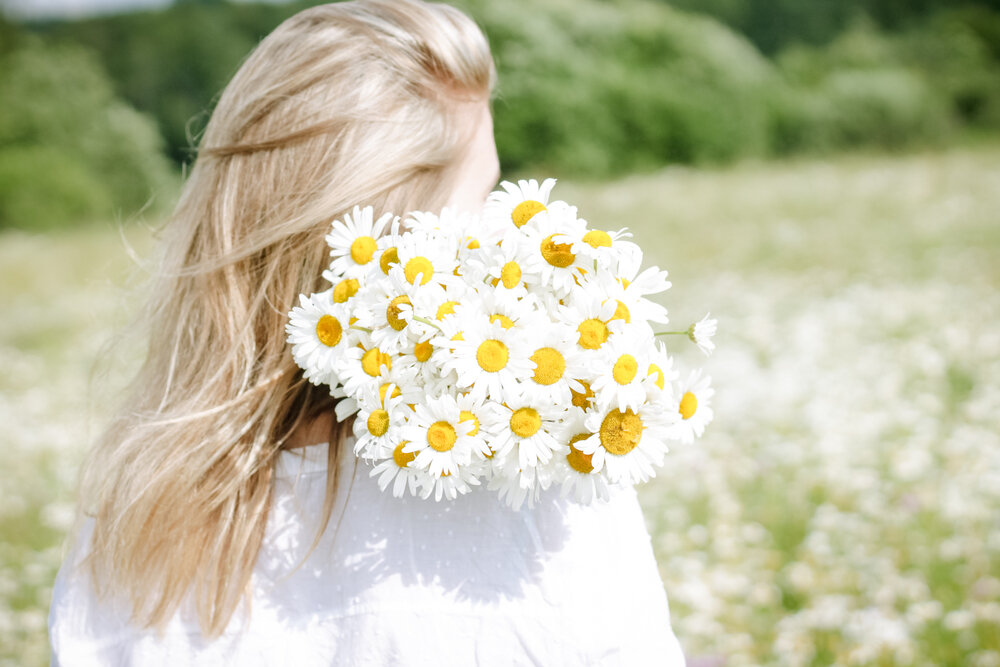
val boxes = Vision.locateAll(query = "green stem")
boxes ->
[654,330,687,336]
[413,316,443,331]
[350,325,373,333]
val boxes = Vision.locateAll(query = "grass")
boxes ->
[2,144,999,665]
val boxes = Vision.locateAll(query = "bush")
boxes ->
[0,38,175,229]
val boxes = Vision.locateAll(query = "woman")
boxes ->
[49,1,686,664]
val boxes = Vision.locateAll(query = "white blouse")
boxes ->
[49,441,686,666]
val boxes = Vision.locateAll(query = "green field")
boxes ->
[2,146,999,665]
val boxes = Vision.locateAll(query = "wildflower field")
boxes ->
[2,145,998,665]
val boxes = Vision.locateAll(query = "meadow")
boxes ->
[1,145,998,665]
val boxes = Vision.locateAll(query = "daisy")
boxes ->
[325,206,394,280]
[357,272,425,354]
[589,324,656,413]
[688,313,718,357]
[568,226,641,272]
[285,293,356,386]
[369,440,429,498]
[556,431,612,505]
[486,453,543,510]
[401,394,478,478]
[351,382,412,460]
[519,210,589,296]
[436,318,534,403]
[484,178,558,230]
[420,465,481,502]
[335,342,398,399]
[520,322,587,407]
[389,224,459,288]
[670,369,714,444]
[559,291,626,355]
[578,397,675,485]
[486,395,568,471]
[602,255,671,325]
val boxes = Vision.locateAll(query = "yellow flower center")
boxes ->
[648,363,665,390]
[489,313,515,329]
[612,354,638,385]
[350,236,377,264]
[451,332,464,342]
[679,391,698,420]
[510,407,541,438]
[427,421,457,452]
[459,410,480,436]
[379,247,399,274]
[611,300,630,323]
[361,348,392,376]
[386,295,411,331]
[571,381,594,409]
[512,200,546,227]
[393,441,416,468]
[530,347,565,385]
[566,433,594,474]
[414,340,433,362]
[599,408,643,456]
[404,256,434,285]
[620,278,631,289]
[577,318,609,350]
[378,382,401,405]
[332,278,360,303]
[436,300,458,320]
[466,238,480,249]
[500,261,522,289]
[583,229,613,248]
[316,315,343,347]
[540,234,575,268]
[476,339,509,372]
[367,409,389,436]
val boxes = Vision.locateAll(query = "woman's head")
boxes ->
[84,0,496,637]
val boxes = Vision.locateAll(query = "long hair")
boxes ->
[80,0,494,637]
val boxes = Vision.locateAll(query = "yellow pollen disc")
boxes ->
[530,347,565,385]
[333,278,360,303]
[361,348,391,376]
[427,421,457,452]
[571,381,594,409]
[583,229,613,248]
[679,391,698,420]
[378,383,401,405]
[459,410,480,436]
[611,300,631,323]
[490,313,515,329]
[512,200,546,227]
[599,408,643,456]
[349,316,359,326]
[367,409,389,436]
[414,340,433,362]
[393,441,416,468]
[648,364,665,390]
[315,315,343,347]
[436,301,458,320]
[451,332,464,342]
[612,354,638,385]
[467,238,480,249]
[577,318,609,350]
[510,407,541,438]
[404,257,434,285]
[476,339,509,372]
[566,434,594,474]
[379,247,399,274]
[386,295,412,331]
[620,278,631,289]
[540,234,576,268]
[350,236,377,264]
[500,261,522,289]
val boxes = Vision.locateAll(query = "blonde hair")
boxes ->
[80,0,494,637]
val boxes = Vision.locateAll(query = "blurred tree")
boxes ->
[0,38,175,229]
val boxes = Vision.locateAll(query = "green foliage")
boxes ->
[0,38,175,229]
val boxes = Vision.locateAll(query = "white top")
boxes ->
[49,442,685,666]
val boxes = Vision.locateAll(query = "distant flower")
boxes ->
[688,313,717,356]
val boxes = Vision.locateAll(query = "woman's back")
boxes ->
[52,440,683,665]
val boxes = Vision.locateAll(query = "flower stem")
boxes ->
[654,331,687,336]
[413,316,443,331]
[350,325,373,333]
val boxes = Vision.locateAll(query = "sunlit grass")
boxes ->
[2,145,998,665]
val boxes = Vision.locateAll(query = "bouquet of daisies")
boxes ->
[286,179,715,508]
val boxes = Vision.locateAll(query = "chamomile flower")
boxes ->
[569,226,641,271]
[352,382,412,460]
[358,272,424,354]
[390,226,459,288]
[465,228,539,297]
[402,393,483,478]
[671,369,714,444]
[486,449,543,510]
[336,343,397,399]
[579,398,675,485]
[486,396,568,471]
[485,178,558,230]
[285,293,356,386]
[421,465,481,502]
[555,423,612,505]
[520,323,586,406]
[369,440,428,498]
[326,206,394,280]
[590,325,656,413]
[559,291,626,355]
[519,212,589,296]
[688,313,718,357]
[437,318,534,403]
[644,340,679,402]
